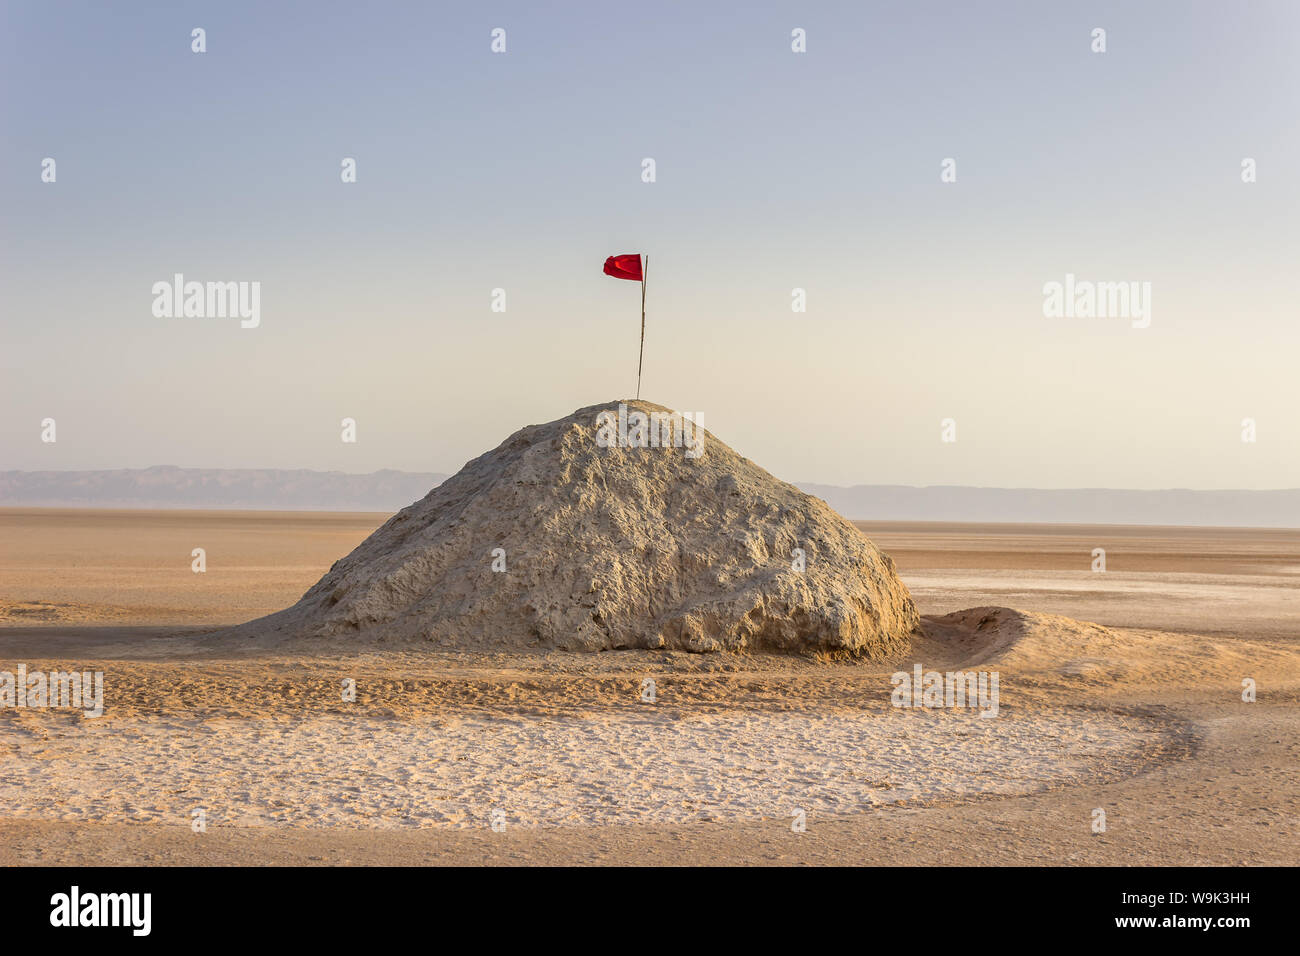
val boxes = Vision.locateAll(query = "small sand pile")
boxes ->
[215,400,918,656]
[919,607,1119,667]
[920,605,1298,685]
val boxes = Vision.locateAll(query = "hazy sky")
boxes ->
[3,0,1297,488]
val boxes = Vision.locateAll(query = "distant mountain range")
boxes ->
[1,467,1297,527]
[797,484,1300,529]
[0,466,449,512]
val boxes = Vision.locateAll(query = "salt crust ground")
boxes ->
[1,707,1165,829]
[4,607,1276,831]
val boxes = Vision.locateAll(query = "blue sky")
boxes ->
[2,0,1297,488]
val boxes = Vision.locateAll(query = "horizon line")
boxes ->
[2,465,1298,495]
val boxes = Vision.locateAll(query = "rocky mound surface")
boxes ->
[213,400,919,656]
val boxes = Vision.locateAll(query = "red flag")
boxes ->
[603,254,643,281]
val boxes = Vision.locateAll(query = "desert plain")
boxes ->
[0,508,1296,865]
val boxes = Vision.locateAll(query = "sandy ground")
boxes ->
[0,509,1297,865]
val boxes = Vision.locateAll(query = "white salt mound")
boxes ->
[215,400,919,656]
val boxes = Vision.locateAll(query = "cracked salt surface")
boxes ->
[2,709,1165,828]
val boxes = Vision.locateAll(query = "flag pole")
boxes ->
[637,254,648,400]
